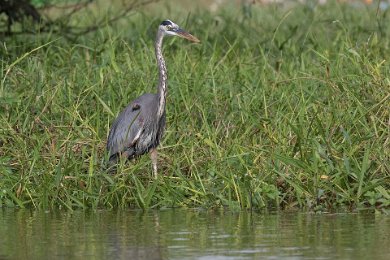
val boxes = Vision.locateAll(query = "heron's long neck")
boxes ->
[155,30,167,119]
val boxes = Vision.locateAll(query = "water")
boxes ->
[1,209,389,259]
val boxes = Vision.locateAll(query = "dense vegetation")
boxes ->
[0,1,389,211]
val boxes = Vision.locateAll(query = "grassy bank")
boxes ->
[0,1,389,211]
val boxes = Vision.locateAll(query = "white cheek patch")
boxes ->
[166,30,177,36]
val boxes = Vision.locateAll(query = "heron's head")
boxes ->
[159,20,200,43]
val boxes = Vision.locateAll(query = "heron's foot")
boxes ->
[150,148,158,179]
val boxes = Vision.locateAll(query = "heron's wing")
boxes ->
[106,102,144,159]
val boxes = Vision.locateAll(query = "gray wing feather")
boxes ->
[106,102,144,159]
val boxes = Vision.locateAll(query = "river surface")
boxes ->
[0,209,389,259]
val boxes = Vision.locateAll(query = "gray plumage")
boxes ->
[107,94,166,160]
[106,19,199,178]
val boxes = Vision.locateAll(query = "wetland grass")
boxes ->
[0,2,389,210]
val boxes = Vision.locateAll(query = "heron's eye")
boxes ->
[166,25,172,30]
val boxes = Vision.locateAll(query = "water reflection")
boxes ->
[0,209,389,259]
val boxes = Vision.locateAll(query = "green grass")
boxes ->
[0,1,389,211]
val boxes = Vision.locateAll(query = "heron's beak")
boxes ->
[175,28,200,43]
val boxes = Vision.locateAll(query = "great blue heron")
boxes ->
[106,20,200,178]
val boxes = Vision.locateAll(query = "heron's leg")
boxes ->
[150,148,158,179]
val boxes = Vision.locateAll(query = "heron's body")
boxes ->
[106,20,199,178]
[107,93,166,161]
